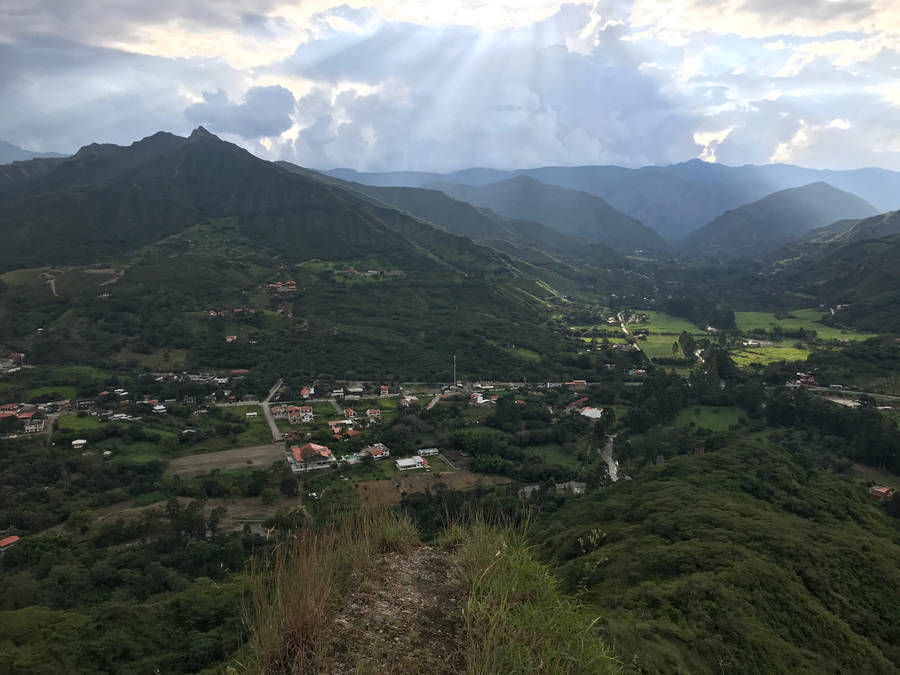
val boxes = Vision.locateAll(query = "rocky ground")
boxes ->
[324,545,466,674]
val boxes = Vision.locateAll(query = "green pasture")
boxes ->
[674,406,745,431]
[735,310,876,341]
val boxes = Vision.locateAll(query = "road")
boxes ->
[262,379,284,442]
[600,434,619,482]
[806,386,900,402]
[169,444,287,475]
[426,394,441,410]
[618,312,649,363]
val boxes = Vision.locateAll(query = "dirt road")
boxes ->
[169,444,286,475]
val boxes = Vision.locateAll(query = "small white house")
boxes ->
[72,439,88,449]
[395,456,426,471]
[419,447,439,456]
[152,404,167,414]
[245,412,258,418]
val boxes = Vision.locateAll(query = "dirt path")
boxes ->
[426,393,441,410]
[600,433,619,482]
[324,546,466,674]
[168,444,286,475]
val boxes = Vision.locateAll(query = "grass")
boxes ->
[674,406,745,432]
[112,348,188,370]
[523,444,582,470]
[445,521,622,675]
[0,267,49,286]
[735,310,876,342]
[26,385,78,400]
[57,414,102,431]
[732,345,812,367]
[629,310,705,335]
[242,509,419,673]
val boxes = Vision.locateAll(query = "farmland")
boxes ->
[735,309,876,341]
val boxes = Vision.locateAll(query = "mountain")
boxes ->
[800,210,900,247]
[778,231,900,332]
[424,176,667,253]
[682,182,878,257]
[323,160,900,240]
[277,163,621,265]
[0,127,600,381]
[0,127,522,273]
[0,140,66,164]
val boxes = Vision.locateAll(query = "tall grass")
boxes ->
[446,521,623,675]
[240,508,418,674]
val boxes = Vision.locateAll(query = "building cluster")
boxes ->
[0,402,45,434]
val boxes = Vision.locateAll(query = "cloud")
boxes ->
[184,86,296,138]
[0,1,899,170]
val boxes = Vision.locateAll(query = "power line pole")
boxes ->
[452,354,457,387]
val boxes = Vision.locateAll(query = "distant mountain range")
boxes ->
[325,161,900,240]
[0,140,66,164]
[275,163,622,264]
[423,176,666,253]
[682,182,878,257]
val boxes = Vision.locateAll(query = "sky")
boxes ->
[1,0,899,171]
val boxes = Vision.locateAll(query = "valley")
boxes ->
[1,128,900,675]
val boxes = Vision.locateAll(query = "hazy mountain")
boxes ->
[323,160,900,240]
[424,176,666,253]
[0,140,66,164]
[278,163,620,264]
[682,182,878,258]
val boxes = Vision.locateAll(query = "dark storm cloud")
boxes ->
[185,86,296,138]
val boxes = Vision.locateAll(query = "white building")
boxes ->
[152,404,167,414]
[396,456,427,471]
[418,447,439,456]
[72,439,87,449]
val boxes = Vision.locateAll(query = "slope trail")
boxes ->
[324,545,466,674]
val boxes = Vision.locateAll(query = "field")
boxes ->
[673,406,745,431]
[522,444,582,469]
[168,444,286,475]
[640,334,686,359]
[26,385,78,400]
[356,468,511,506]
[732,344,812,367]
[57,414,103,431]
[112,348,189,370]
[629,310,706,335]
[735,310,876,341]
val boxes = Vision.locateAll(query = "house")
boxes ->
[152,404,167,414]
[580,407,607,420]
[380,385,390,397]
[396,456,428,471]
[332,389,344,398]
[72,439,88,449]
[231,369,249,375]
[343,408,357,420]
[400,395,418,407]
[346,386,364,395]
[869,486,895,501]
[300,386,312,399]
[366,409,381,422]
[16,411,34,420]
[24,419,45,433]
[297,406,314,423]
[361,443,390,460]
[288,443,334,472]
[225,335,237,343]
[567,396,589,410]
[418,447,439,456]
[556,481,587,495]
[0,535,20,552]
[245,412,258,418]
[565,380,587,392]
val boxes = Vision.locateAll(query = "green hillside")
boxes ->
[533,441,900,674]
